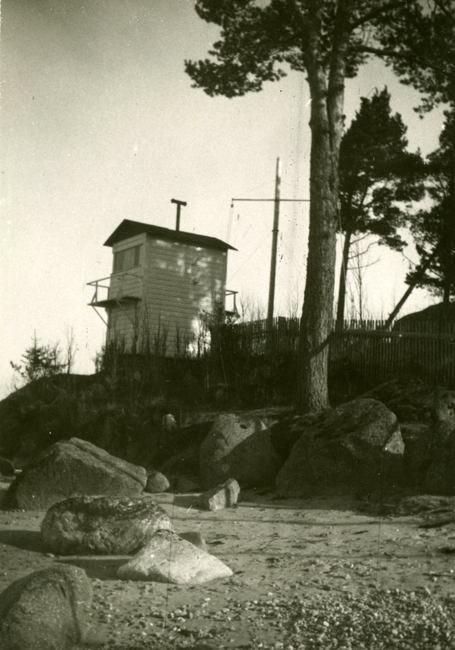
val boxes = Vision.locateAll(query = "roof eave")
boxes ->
[103,219,236,251]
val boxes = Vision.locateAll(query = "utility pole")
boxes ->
[171,198,187,231]
[231,161,309,326]
[267,158,281,328]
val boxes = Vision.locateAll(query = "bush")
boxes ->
[10,331,75,387]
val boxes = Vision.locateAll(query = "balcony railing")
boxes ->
[87,271,142,307]
[225,289,239,317]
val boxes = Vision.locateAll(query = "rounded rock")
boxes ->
[41,495,173,555]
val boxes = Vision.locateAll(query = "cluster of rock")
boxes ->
[2,393,454,504]
[1,390,455,647]
[0,432,242,647]
[40,494,233,583]
[0,491,234,648]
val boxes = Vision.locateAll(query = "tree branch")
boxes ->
[348,239,379,258]
[354,41,453,81]
[348,1,407,30]
[350,44,428,67]
[431,0,455,23]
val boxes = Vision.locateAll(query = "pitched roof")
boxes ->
[104,219,236,251]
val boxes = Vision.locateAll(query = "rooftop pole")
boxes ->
[171,198,187,231]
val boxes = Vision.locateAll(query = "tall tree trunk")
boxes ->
[295,2,350,413]
[296,133,338,412]
[295,22,347,411]
[336,227,352,325]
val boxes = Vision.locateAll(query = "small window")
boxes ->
[113,245,141,273]
[113,250,124,273]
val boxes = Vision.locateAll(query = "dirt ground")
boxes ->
[1,478,455,649]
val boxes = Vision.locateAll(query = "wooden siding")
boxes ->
[107,302,140,347]
[106,232,229,356]
[109,273,143,301]
[107,234,145,347]
[140,236,227,355]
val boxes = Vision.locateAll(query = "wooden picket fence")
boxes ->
[331,319,455,383]
[220,317,455,384]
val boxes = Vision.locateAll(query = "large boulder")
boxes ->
[0,565,92,650]
[2,437,147,510]
[41,495,173,555]
[276,399,404,497]
[117,529,233,584]
[199,413,281,488]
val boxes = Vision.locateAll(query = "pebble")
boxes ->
[84,570,455,649]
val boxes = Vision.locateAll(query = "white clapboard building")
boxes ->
[88,219,237,356]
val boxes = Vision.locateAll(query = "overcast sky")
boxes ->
[0,0,445,394]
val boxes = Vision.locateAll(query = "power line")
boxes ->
[231,190,309,324]
[231,198,309,204]
[228,231,272,282]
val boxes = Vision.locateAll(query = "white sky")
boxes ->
[0,0,445,395]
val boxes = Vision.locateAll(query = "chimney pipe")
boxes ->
[171,199,187,231]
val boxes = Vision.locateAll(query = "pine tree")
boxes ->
[10,333,66,385]
[336,88,424,323]
[407,109,455,303]
[185,0,455,411]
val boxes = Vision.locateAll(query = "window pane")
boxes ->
[134,245,140,267]
[124,248,134,270]
[114,250,124,272]
[113,246,141,273]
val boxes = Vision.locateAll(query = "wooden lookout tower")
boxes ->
[88,218,237,356]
